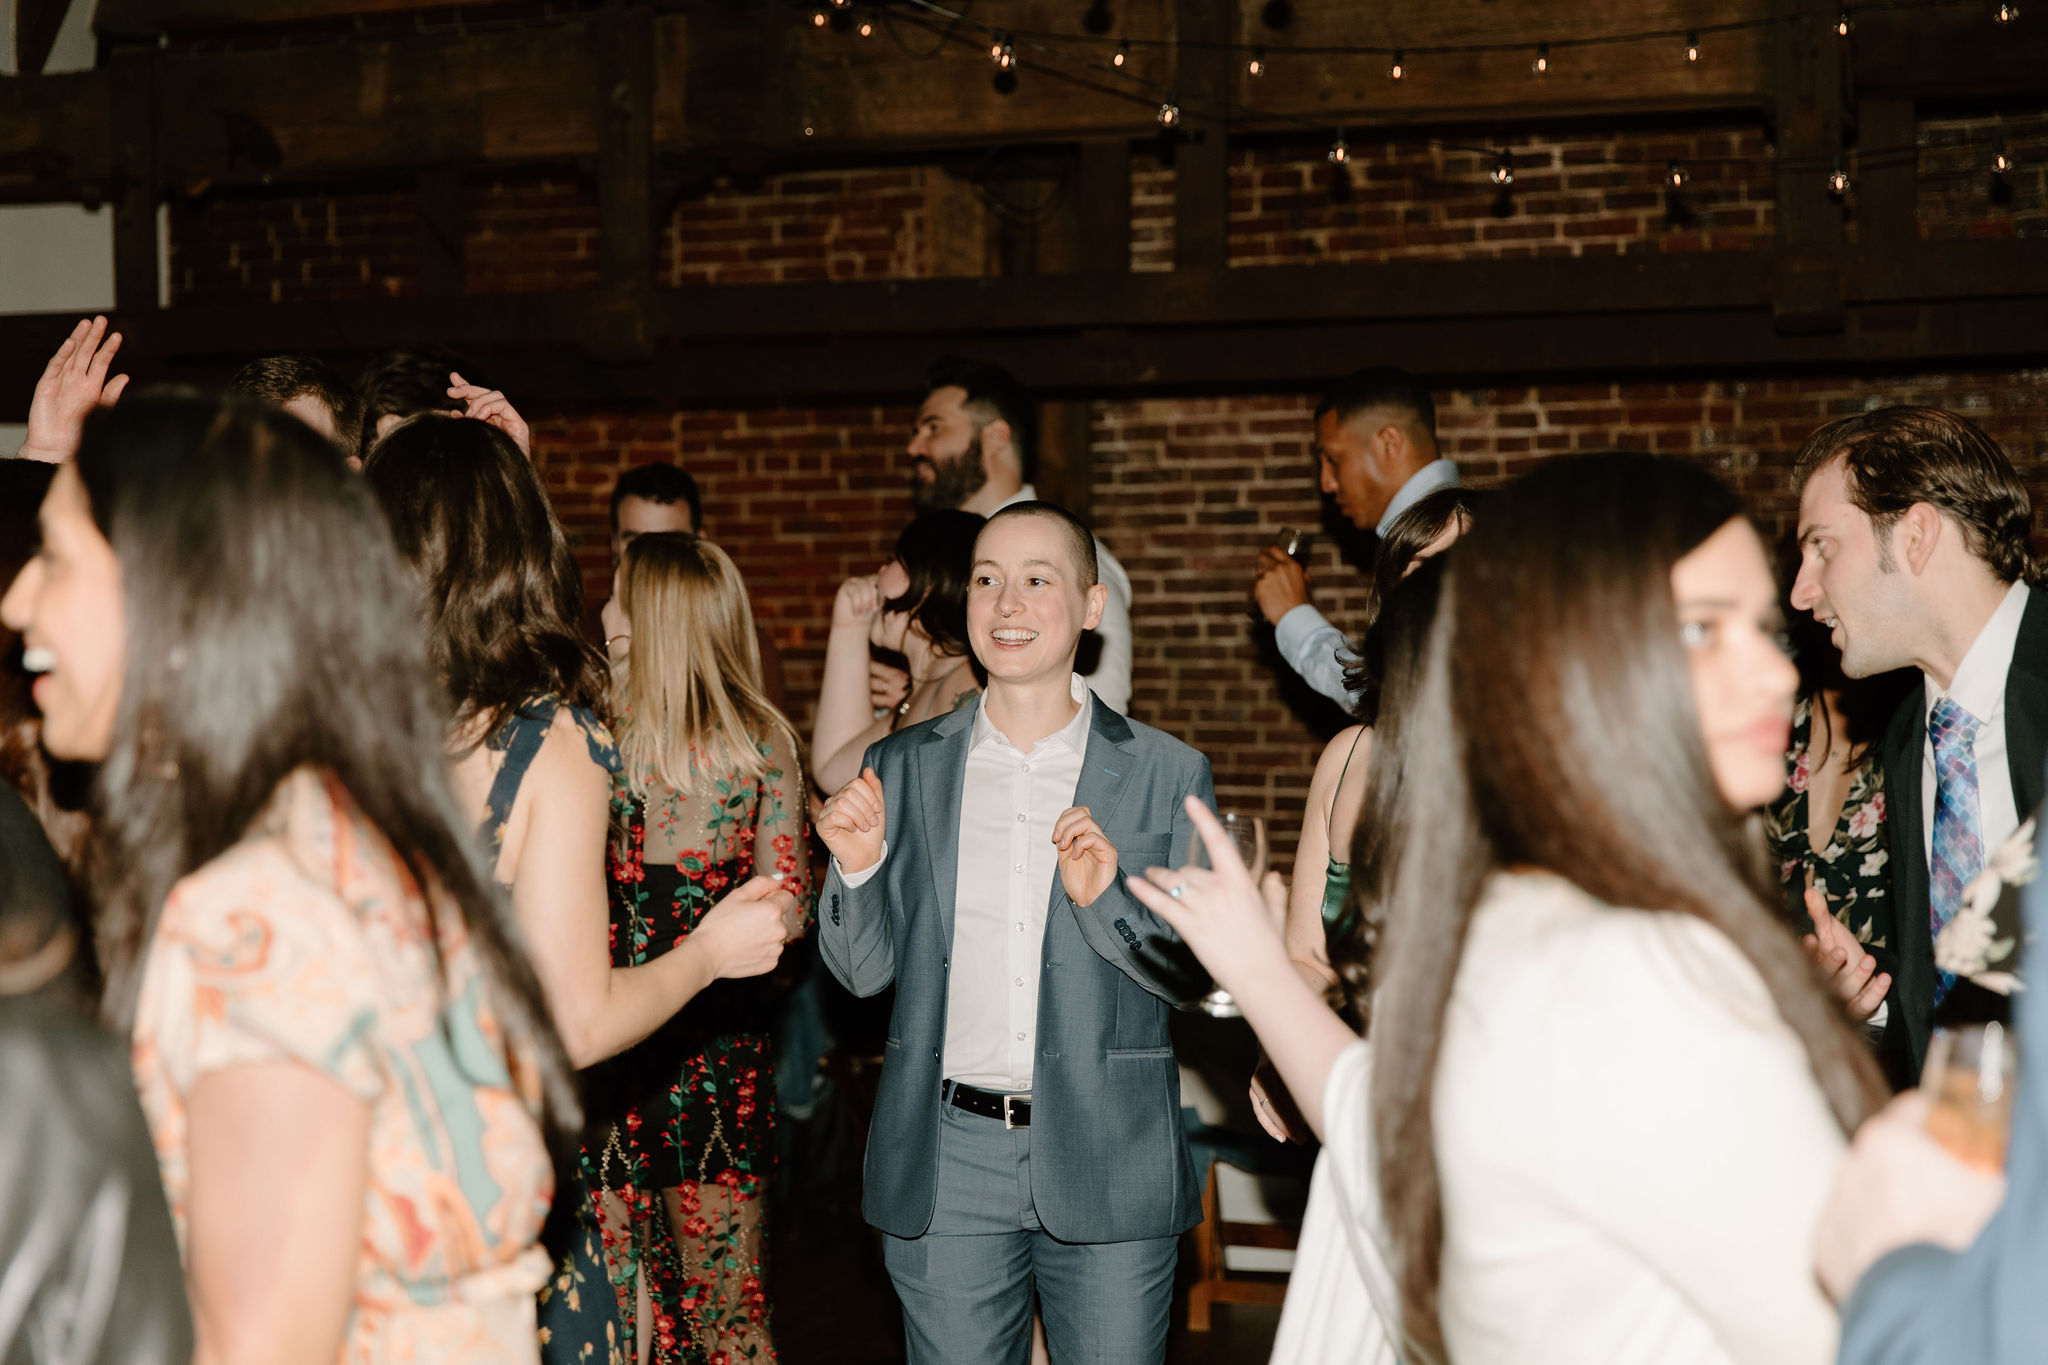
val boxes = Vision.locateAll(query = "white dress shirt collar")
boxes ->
[971,673,1093,755]
[1377,458,1462,537]
[1927,579,2031,724]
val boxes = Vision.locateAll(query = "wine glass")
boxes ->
[1270,527,1315,566]
[1923,1021,2018,1171]
[1191,810,1267,1019]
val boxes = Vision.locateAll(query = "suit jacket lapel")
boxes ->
[2004,587,2048,815]
[918,707,975,949]
[1068,698,1139,834]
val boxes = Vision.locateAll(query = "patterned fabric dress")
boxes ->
[131,767,557,1363]
[585,725,813,1365]
[1766,696,1894,954]
[481,697,629,1365]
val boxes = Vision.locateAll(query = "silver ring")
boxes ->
[1169,884,1185,899]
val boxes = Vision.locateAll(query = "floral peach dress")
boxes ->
[131,767,556,1362]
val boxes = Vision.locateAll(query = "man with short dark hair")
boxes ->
[907,357,1133,715]
[226,354,364,465]
[600,461,786,708]
[1791,405,2048,1084]
[1254,365,1460,705]
[817,499,1211,1365]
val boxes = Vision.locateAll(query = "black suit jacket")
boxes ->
[1878,584,2048,1085]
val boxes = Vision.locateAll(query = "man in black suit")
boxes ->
[1791,406,2045,1088]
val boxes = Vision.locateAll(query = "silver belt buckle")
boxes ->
[1003,1094,1026,1129]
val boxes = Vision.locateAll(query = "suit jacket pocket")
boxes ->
[1105,1045,1174,1059]
[1113,832,1174,872]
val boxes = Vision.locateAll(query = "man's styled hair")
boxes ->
[1315,366,1438,443]
[610,463,703,536]
[927,355,1039,482]
[981,500,1097,589]
[1793,406,2034,583]
[227,354,365,461]
[356,345,484,457]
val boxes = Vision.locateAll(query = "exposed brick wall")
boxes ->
[160,107,2048,868]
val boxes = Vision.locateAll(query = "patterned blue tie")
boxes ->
[1928,696,1985,1008]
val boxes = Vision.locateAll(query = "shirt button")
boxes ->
[1016,1032,1026,1040]
[1014,863,1024,873]
[1015,922,1024,931]
[1021,764,1030,773]
[1014,977,1024,987]
[1016,813,1026,823]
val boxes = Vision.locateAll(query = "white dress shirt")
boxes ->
[1922,579,2031,864]
[836,675,1093,1092]
[1376,457,1462,536]
[998,485,1133,716]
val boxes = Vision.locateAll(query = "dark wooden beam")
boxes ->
[1855,98,1917,263]
[14,0,73,76]
[95,0,512,36]
[1769,0,1847,335]
[1172,0,1233,272]
[415,167,465,297]
[1074,139,1132,275]
[108,48,161,313]
[590,2,658,362]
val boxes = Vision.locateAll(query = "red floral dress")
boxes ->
[583,726,812,1365]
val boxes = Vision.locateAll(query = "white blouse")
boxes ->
[1431,871,1845,1365]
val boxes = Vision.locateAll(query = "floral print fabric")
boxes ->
[586,723,814,1364]
[1765,696,1893,948]
[131,767,555,1364]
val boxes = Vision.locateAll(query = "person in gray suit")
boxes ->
[816,500,1215,1365]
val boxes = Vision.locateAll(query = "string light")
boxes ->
[1667,159,1688,188]
[811,7,828,27]
[993,33,1017,67]
[1827,156,1850,194]
[1248,46,1266,76]
[858,17,874,36]
[1158,91,1181,127]
[1491,150,1514,186]
[830,0,851,8]
[1685,30,1701,61]
[1994,134,2012,173]
[1835,10,1852,35]
[1532,42,1549,75]
[1328,129,1349,163]
[1113,39,1128,66]
[1389,48,1405,79]
[1996,1,2019,19]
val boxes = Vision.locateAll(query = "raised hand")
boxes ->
[1126,795,1292,998]
[1053,805,1119,908]
[819,767,886,874]
[833,574,886,631]
[447,372,530,456]
[691,875,792,980]
[1802,886,1890,1021]
[21,316,129,463]
[1252,545,1310,626]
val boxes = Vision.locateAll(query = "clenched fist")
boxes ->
[820,767,887,874]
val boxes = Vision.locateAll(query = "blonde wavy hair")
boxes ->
[613,533,797,800]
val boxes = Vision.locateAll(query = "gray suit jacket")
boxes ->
[818,693,1215,1243]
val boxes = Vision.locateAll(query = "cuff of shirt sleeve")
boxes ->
[1274,603,1337,656]
[834,842,888,888]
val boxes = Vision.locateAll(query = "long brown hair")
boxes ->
[362,414,605,740]
[1365,452,1886,1361]
[613,533,798,800]
[70,395,580,1172]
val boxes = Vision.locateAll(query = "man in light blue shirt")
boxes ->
[1253,366,1460,706]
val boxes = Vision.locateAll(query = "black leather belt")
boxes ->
[945,1080,1032,1128]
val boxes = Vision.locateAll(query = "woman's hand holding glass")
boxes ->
[1125,795,1292,1007]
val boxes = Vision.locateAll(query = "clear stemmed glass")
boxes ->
[1190,810,1267,1019]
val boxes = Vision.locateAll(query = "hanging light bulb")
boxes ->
[1113,39,1129,66]
[993,34,1016,68]
[1491,151,1515,186]
[1827,156,1850,194]
[1532,42,1550,75]
[1389,48,1406,79]
[830,0,851,8]
[1685,30,1701,62]
[858,17,874,36]
[1248,46,1266,76]
[1995,134,2013,173]
[1667,159,1689,188]
[1158,92,1181,127]
[811,8,828,27]
[1996,2,2019,19]
[1835,10,1852,36]
[1328,129,1349,164]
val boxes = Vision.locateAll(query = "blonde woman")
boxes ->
[591,532,812,1365]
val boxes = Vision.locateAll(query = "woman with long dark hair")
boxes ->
[811,509,984,795]
[2,393,577,1360]
[1130,453,1887,1363]
[363,416,789,1365]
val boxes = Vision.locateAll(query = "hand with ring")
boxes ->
[1124,795,1290,1003]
